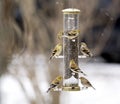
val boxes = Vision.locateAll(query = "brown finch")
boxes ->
[80,77,95,90]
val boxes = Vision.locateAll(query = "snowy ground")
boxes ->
[60,62,120,104]
[0,55,120,104]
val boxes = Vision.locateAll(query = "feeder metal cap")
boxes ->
[62,8,80,14]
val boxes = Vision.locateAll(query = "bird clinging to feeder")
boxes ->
[47,76,63,93]
[69,59,86,76]
[80,77,95,90]
[57,29,80,40]
[63,29,80,39]
[80,42,93,57]
[49,43,62,61]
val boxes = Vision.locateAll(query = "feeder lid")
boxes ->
[62,8,80,14]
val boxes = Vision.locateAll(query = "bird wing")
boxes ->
[52,79,60,85]
[82,47,90,53]
[49,48,57,60]
[51,49,57,57]
[71,68,80,73]
[87,81,95,90]
[53,49,57,54]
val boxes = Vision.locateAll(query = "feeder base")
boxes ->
[62,86,80,91]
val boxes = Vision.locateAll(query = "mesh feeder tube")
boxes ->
[62,8,80,91]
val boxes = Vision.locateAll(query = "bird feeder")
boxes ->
[47,8,94,92]
[62,8,80,91]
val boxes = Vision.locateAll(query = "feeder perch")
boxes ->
[62,8,80,91]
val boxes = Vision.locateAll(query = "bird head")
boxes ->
[57,43,62,47]
[69,59,77,68]
[80,42,87,47]
[57,31,64,39]
[79,77,84,80]
[56,76,62,81]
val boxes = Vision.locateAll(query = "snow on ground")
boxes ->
[0,75,29,104]
[60,62,120,104]
[0,54,120,104]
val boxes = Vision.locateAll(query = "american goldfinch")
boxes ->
[69,59,86,76]
[80,42,93,57]
[49,43,62,60]
[80,77,95,90]
[57,31,64,40]
[47,76,62,93]
[63,30,80,39]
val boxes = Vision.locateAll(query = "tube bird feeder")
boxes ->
[62,8,80,91]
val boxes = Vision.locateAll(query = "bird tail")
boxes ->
[46,88,51,93]
[89,53,93,57]
[49,55,53,60]
[80,70,87,76]
[49,55,53,63]
[92,86,96,90]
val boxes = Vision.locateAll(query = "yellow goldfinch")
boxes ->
[47,76,62,93]
[80,77,95,90]
[49,43,62,60]
[63,30,80,39]
[80,42,93,57]
[69,59,86,76]
[57,31,64,40]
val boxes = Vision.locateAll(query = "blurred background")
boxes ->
[0,0,120,104]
